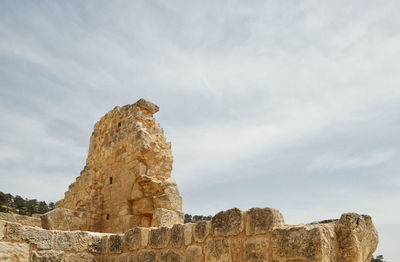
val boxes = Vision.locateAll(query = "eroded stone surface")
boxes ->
[149,227,169,249]
[170,224,183,248]
[186,245,203,262]
[205,239,231,262]
[64,252,96,262]
[41,208,83,231]
[194,221,211,243]
[161,250,183,262]
[55,231,73,251]
[212,208,244,236]
[137,250,156,262]
[32,250,64,262]
[109,234,123,253]
[184,223,194,246]
[22,226,53,249]
[55,99,183,233]
[5,222,22,240]
[0,242,29,261]
[245,208,284,235]
[125,227,141,250]
[244,237,270,262]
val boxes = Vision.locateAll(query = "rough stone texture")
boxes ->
[0,212,42,227]
[185,245,203,262]
[40,208,84,231]
[125,227,141,250]
[32,250,64,262]
[152,208,184,227]
[64,253,96,262]
[161,249,183,262]
[0,241,29,261]
[137,250,156,262]
[184,223,194,246]
[244,237,270,262]
[72,231,90,252]
[0,220,5,240]
[55,231,73,251]
[22,226,53,249]
[205,239,231,262]
[245,208,284,235]
[109,234,123,253]
[212,208,244,236]
[271,224,333,262]
[55,99,183,233]
[5,222,22,240]
[149,226,169,249]
[170,224,184,248]
[336,213,379,262]
[231,238,243,262]
[194,221,211,243]
[89,234,102,253]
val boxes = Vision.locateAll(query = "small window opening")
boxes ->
[118,122,121,127]
[106,214,110,220]
[109,177,113,184]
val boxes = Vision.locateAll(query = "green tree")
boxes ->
[26,199,38,215]
[37,201,49,214]
[48,202,55,210]
[13,195,25,209]
[371,255,385,262]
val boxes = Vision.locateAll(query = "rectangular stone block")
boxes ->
[184,223,194,246]
[72,231,90,252]
[137,250,156,262]
[55,231,73,251]
[244,237,270,262]
[88,234,102,253]
[245,208,284,235]
[149,226,169,249]
[0,242,30,261]
[32,250,64,262]
[5,222,22,240]
[0,220,5,239]
[161,250,183,262]
[212,208,244,236]
[194,221,211,243]
[22,226,54,249]
[186,245,203,262]
[205,239,231,262]
[125,227,141,250]
[170,224,183,248]
[109,234,123,253]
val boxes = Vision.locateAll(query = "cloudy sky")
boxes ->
[1,0,399,260]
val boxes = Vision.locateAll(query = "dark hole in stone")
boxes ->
[110,177,113,184]
[118,122,121,127]
[106,214,110,220]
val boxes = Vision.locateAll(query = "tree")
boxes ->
[371,255,385,262]
[13,195,25,209]
[48,202,55,210]
[37,201,49,214]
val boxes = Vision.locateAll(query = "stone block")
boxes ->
[194,221,211,243]
[185,245,203,262]
[212,208,244,236]
[141,228,150,248]
[5,222,22,240]
[89,234,102,253]
[245,208,284,235]
[132,198,154,215]
[272,224,332,262]
[125,227,141,250]
[109,234,123,253]
[64,252,96,262]
[205,239,231,262]
[137,250,156,262]
[231,238,242,262]
[244,237,270,262]
[184,223,194,245]
[170,223,183,248]
[55,231,73,250]
[32,250,64,262]
[335,213,379,262]
[151,208,184,227]
[149,226,169,249]
[72,231,90,252]
[41,208,83,231]
[22,226,53,249]
[0,242,30,261]
[161,250,184,262]
[0,220,6,239]
[153,194,182,211]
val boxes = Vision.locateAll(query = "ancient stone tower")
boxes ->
[55,99,183,233]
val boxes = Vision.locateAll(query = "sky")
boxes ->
[0,0,399,260]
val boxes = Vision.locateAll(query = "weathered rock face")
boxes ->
[54,99,183,233]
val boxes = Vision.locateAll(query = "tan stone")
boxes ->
[161,250,183,262]
[55,99,183,233]
[149,226,169,248]
[40,208,83,231]
[245,207,284,235]
[64,252,96,262]
[185,245,203,262]
[0,212,41,227]
[55,231,73,250]
[151,208,184,227]
[231,238,242,262]
[5,222,22,240]
[141,228,150,248]
[0,219,5,239]
[22,226,53,249]
[184,223,194,246]
[335,213,379,262]
[109,234,123,253]
[88,234,102,253]
[205,239,231,262]
[137,250,156,262]
[72,231,90,252]
[244,237,270,262]
[271,224,332,262]
[0,242,30,262]
[32,250,64,262]
[212,208,244,236]
[194,221,211,243]
[170,224,184,248]
[125,227,141,250]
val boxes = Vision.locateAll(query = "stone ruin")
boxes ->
[0,99,379,262]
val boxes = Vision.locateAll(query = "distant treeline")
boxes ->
[184,213,212,223]
[0,191,54,216]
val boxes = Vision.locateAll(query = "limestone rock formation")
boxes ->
[53,99,183,233]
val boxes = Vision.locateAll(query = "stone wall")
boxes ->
[0,207,378,262]
[55,99,183,233]
[0,212,41,228]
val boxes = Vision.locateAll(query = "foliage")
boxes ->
[371,255,385,262]
[0,191,55,216]
[184,213,212,223]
